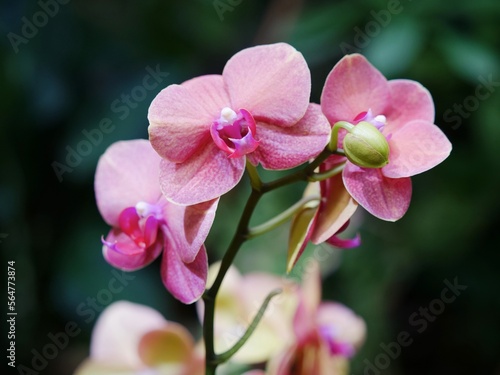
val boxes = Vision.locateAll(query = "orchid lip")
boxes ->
[210,107,260,158]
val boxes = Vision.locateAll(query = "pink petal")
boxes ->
[95,140,162,227]
[247,104,330,169]
[316,302,366,352]
[223,43,311,127]
[383,120,452,178]
[293,262,321,343]
[343,163,412,221]
[102,229,163,271]
[311,173,358,244]
[321,54,389,124]
[326,232,361,249]
[384,79,435,134]
[162,199,219,263]
[148,75,230,163]
[161,241,208,304]
[159,144,245,205]
[90,301,167,368]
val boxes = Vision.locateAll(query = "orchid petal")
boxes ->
[384,79,435,134]
[163,199,219,263]
[311,173,358,244]
[161,242,208,304]
[321,54,389,124]
[159,144,245,205]
[316,302,366,353]
[148,75,230,163]
[89,301,167,368]
[74,360,134,375]
[224,43,311,126]
[247,104,331,169]
[382,120,452,178]
[288,205,317,273]
[326,233,361,249]
[95,140,162,227]
[343,163,412,221]
[102,229,163,271]
[138,325,195,367]
[293,262,322,344]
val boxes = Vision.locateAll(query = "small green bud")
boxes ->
[343,121,389,168]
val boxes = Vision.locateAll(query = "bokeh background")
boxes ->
[1,0,500,374]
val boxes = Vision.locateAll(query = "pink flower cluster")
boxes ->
[94,43,451,305]
[76,263,365,375]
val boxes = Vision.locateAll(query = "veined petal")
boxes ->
[89,301,167,368]
[161,241,208,304]
[383,120,452,178]
[224,43,311,126]
[321,54,389,124]
[343,164,412,221]
[163,199,219,263]
[95,140,162,227]
[181,75,231,118]
[148,77,229,163]
[159,144,245,205]
[384,79,435,134]
[247,104,330,170]
[102,229,163,271]
[311,173,358,244]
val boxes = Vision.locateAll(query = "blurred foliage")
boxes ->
[1,0,499,374]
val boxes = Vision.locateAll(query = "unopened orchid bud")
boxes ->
[343,121,389,168]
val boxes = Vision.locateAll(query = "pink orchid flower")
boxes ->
[321,54,452,221]
[266,263,366,375]
[74,301,204,375]
[148,43,331,205]
[94,139,218,304]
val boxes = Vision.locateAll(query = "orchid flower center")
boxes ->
[353,109,387,132]
[210,107,259,158]
[102,202,164,254]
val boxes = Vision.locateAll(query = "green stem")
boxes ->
[262,147,332,192]
[203,178,263,374]
[202,144,343,374]
[247,195,320,239]
[216,288,282,363]
[307,163,345,182]
[329,121,354,152]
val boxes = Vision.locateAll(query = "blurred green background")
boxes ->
[1,0,500,374]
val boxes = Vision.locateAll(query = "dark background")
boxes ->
[1,0,499,374]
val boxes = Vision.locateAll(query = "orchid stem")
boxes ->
[329,121,354,152]
[216,288,282,363]
[307,163,345,182]
[202,145,339,374]
[247,195,320,239]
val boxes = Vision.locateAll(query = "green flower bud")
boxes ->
[343,121,389,168]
